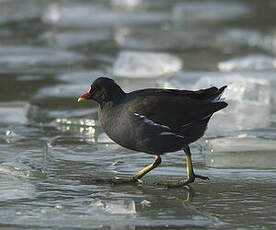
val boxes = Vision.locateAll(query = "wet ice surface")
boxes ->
[1,0,276,230]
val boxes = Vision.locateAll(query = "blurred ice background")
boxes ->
[1,0,276,229]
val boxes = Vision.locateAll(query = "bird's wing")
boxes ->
[125,87,227,129]
[130,112,185,154]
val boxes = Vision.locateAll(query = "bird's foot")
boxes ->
[111,176,142,184]
[159,174,209,188]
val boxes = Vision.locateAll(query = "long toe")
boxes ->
[158,177,195,188]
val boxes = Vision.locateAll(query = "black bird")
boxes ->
[78,77,227,187]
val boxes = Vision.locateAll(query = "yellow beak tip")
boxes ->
[77,97,86,102]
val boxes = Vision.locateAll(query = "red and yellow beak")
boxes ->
[77,89,92,102]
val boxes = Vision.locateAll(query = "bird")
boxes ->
[78,77,227,187]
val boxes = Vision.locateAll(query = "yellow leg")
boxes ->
[164,145,209,188]
[112,155,162,184]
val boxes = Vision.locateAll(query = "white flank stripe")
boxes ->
[181,122,193,128]
[134,113,170,130]
[160,132,175,135]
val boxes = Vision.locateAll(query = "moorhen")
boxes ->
[78,77,227,187]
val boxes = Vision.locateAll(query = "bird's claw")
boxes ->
[158,174,209,188]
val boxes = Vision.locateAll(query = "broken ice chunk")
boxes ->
[105,200,136,215]
[208,101,270,132]
[111,0,142,10]
[0,102,29,124]
[90,199,136,215]
[50,4,168,28]
[113,51,182,78]
[194,75,271,131]
[205,135,276,168]
[218,55,276,71]
[194,75,270,104]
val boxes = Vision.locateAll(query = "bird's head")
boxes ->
[78,77,125,105]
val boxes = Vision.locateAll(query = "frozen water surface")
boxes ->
[1,0,276,230]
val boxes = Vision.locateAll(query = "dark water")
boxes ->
[1,0,276,229]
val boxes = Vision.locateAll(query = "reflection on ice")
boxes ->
[0,162,45,179]
[205,135,276,168]
[55,117,114,143]
[56,118,97,127]
[218,55,276,71]
[113,51,182,78]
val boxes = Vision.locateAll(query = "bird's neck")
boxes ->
[100,86,126,109]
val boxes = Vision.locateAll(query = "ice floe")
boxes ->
[0,102,29,124]
[113,51,182,78]
[48,4,169,28]
[42,30,111,48]
[218,55,276,71]
[0,46,84,68]
[194,75,271,132]
[90,199,136,215]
